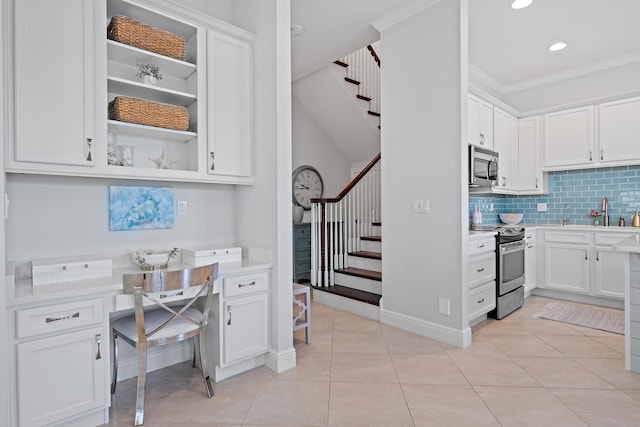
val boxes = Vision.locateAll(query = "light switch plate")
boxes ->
[411,199,430,213]
[177,200,188,216]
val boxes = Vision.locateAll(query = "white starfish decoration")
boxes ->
[148,150,178,169]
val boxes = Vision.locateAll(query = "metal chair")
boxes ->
[110,263,218,426]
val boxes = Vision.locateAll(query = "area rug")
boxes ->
[537,302,624,335]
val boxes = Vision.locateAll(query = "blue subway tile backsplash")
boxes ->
[470,165,640,226]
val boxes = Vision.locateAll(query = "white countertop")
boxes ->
[6,259,272,307]
[613,235,640,253]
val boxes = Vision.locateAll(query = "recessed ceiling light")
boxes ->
[291,24,305,36]
[511,0,533,9]
[548,42,567,52]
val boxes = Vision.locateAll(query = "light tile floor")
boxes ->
[104,296,640,426]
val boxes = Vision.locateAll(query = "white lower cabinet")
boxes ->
[17,327,106,427]
[594,246,629,299]
[215,270,269,374]
[544,242,590,294]
[467,234,496,323]
[223,292,268,364]
[524,231,536,292]
[539,229,632,301]
[11,297,108,427]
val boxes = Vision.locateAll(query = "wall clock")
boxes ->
[292,165,324,210]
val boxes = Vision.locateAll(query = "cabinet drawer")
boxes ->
[295,235,311,248]
[595,233,635,245]
[294,224,311,237]
[16,298,104,339]
[467,281,496,320]
[545,231,590,244]
[468,252,496,289]
[468,237,495,256]
[223,271,268,298]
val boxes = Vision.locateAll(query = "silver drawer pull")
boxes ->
[227,305,232,325]
[238,281,256,288]
[95,334,102,360]
[477,244,485,248]
[62,264,89,271]
[527,245,533,249]
[46,312,80,323]
[477,268,485,273]
[477,298,485,304]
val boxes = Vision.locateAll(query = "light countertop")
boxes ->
[6,259,272,307]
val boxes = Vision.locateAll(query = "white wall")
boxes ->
[292,97,352,198]
[5,175,236,260]
[379,0,467,340]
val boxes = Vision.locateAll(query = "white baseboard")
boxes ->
[380,305,471,348]
[313,289,380,320]
[265,347,297,374]
[531,288,624,310]
[213,354,266,382]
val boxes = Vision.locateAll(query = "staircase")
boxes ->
[310,155,382,320]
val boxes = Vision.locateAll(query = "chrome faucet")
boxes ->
[562,203,570,225]
[601,197,609,226]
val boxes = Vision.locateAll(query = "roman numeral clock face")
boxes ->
[293,166,324,209]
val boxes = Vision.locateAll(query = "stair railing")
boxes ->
[337,44,381,113]
[310,154,381,287]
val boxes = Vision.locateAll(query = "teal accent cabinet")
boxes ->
[293,223,311,283]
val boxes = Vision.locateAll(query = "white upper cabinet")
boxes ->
[13,0,96,167]
[543,106,595,169]
[8,0,255,184]
[206,31,253,181]
[599,96,640,164]
[468,94,494,149]
[493,107,518,190]
[518,116,543,192]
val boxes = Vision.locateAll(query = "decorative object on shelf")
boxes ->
[293,204,304,223]
[633,210,640,228]
[589,209,601,226]
[107,132,118,166]
[136,63,162,85]
[132,247,179,270]
[149,149,178,169]
[118,145,135,167]
[499,212,523,225]
[292,165,324,210]
[472,206,483,228]
[109,185,174,231]
[107,15,186,60]
[109,96,189,131]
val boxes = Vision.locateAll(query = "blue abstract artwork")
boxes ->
[109,186,174,231]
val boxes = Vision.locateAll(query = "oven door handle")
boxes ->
[500,241,526,254]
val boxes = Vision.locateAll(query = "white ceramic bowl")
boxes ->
[499,213,523,225]
[133,248,179,270]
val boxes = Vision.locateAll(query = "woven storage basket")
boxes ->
[107,15,186,60]
[109,97,189,131]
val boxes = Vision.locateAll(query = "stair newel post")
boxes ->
[310,201,317,287]
[329,202,335,286]
[322,202,329,287]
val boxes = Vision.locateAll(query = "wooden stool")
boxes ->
[292,283,311,344]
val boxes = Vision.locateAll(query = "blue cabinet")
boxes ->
[293,223,311,283]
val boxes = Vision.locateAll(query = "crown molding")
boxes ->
[371,0,441,32]
[471,51,640,96]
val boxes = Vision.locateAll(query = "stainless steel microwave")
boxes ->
[469,144,499,190]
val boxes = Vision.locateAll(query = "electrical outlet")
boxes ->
[537,203,547,212]
[439,298,450,315]
[177,200,188,216]
[411,199,430,213]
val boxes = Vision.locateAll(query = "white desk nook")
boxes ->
[5,247,271,427]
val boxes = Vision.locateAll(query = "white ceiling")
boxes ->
[291,0,640,92]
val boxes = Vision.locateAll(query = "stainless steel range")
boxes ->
[490,225,526,319]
